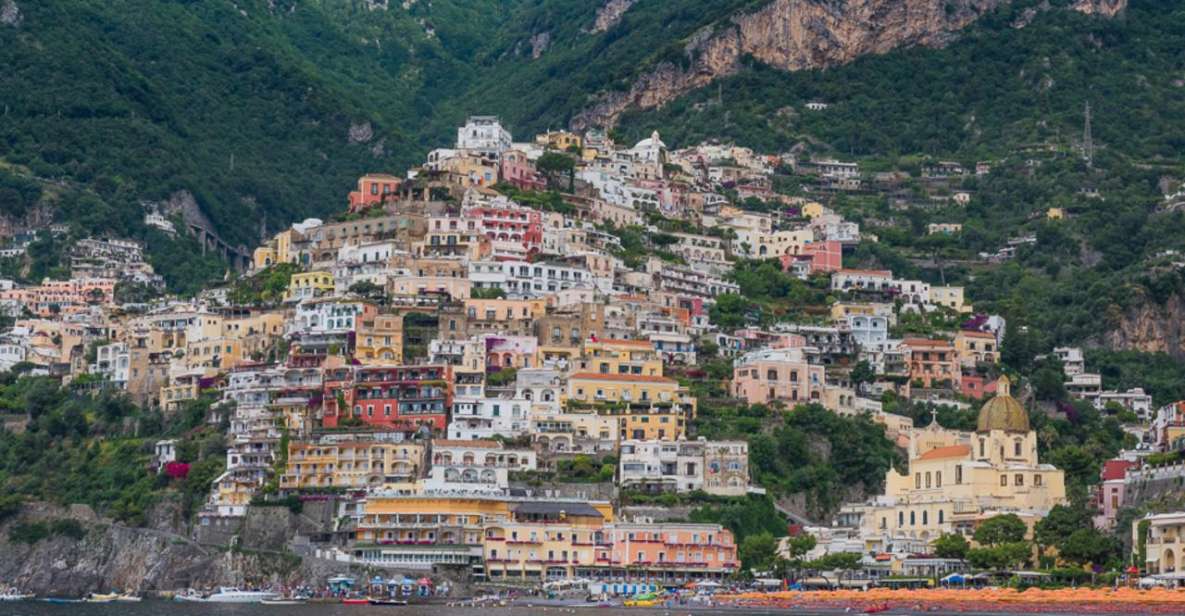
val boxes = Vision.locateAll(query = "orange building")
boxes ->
[904,338,960,389]
[348,173,401,211]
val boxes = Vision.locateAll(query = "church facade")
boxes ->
[839,377,1066,554]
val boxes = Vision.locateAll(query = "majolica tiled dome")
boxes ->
[976,375,1030,434]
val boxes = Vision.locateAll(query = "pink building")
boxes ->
[499,150,546,191]
[602,523,738,578]
[779,240,843,275]
[1093,459,1136,530]
[9,277,117,316]
[731,347,825,406]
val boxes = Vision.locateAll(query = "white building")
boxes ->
[447,397,532,440]
[456,116,512,157]
[618,439,749,496]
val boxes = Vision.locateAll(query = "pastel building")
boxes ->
[731,347,825,405]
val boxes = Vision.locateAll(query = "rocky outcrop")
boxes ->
[1074,0,1126,17]
[0,502,349,596]
[530,32,552,59]
[1104,291,1185,359]
[1,0,21,27]
[571,0,1128,129]
[592,0,636,33]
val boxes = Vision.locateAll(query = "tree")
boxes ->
[933,533,969,560]
[348,280,385,301]
[1034,504,1088,551]
[740,531,779,572]
[967,542,1030,570]
[1058,528,1118,567]
[850,360,875,392]
[536,152,576,191]
[974,514,1027,546]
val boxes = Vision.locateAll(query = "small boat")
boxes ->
[368,598,408,605]
[85,593,120,603]
[114,594,142,602]
[342,597,370,605]
[0,589,34,601]
[41,598,84,604]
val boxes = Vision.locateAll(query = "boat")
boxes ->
[85,593,120,603]
[175,587,280,603]
[342,597,370,605]
[114,593,142,602]
[0,588,34,601]
[368,597,409,605]
[623,592,663,608]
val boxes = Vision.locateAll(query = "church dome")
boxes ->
[976,375,1029,433]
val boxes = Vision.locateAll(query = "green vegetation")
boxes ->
[0,377,226,526]
[229,263,300,306]
[8,518,88,544]
[696,403,900,518]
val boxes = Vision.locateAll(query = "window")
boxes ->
[1015,474,1024,486]
[925,472,931,489]
[935,471,942,488]
[1014,440,1023,457]
[1034,474,1043,487]
[978,439,985,458]
[910,511,916,525]
[938,510,944,524]
[922,511,928,525]
[955,465,963,484]
[898,512,904,527]
[1000,475,1008,487]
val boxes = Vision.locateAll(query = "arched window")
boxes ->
[1014,439,1023,457]
[909,511,916,526]
[938,510,945,524]
[925,472,932,489]
[935,472,942,488]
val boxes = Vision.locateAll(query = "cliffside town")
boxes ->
[0,113,1179,595]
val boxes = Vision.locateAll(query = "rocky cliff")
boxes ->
[0,501,345,596]
[571,0,1127,129]
[1104,291,1185,360]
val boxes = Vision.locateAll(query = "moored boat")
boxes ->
[368,597,408,605]
[175,587,280,603]
[261,598,307,605]
[0,590,35,602]
[341,597,370,605]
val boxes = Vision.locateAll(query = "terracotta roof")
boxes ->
[903,338,954,348]
[1101,460,1136,481]
[433,439,504,449]
[569,372,675,383]
[917,444,971,461]
[837,268,893,277]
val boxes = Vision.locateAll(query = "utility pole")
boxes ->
[1082,102,1093,168]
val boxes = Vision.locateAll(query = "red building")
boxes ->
[322,364,453,432]
[463,202,543,258]
[348,173,401,212]
[779,240,843,275]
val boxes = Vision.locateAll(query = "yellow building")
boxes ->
[574,338,664,378]
[484,501,608,581]
[613,405,688,441]
[930,285,971,313]
[281,440,425,490]
[1047,207,1065,220]
[356,313,404,364]
[830,301,894,323]
[954,330,999,368]
[184,337,244,370]
[567,373,682,408]
[253,229,298,269]
[286,271,335,302]
[843,377,1065,553]
[535,130,583,152]
[801,201,827,219]
[350,494,612,573]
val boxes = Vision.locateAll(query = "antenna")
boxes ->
[1082,102,1093,168]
